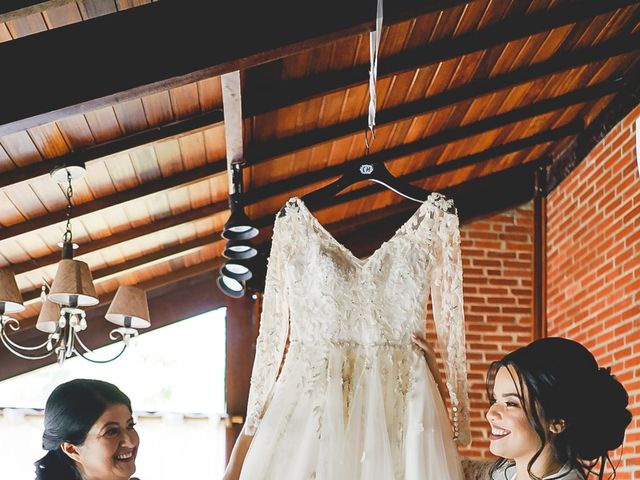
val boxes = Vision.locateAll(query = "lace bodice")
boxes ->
[245,193,471,445]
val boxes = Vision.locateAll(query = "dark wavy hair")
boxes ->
[34,379,132,480]
[487,337,632,480]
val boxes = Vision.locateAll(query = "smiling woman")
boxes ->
[34,379,140,480]
[484,338,632,480]
[412,336,633,480]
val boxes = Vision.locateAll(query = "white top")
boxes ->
[462,459,584,480]
[492,463,584,480]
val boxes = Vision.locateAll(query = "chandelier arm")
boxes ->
[0,329,57,360]
[72,331,128,364]
[0,319,55,351]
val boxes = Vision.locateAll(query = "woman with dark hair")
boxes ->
[34,378,140,480]
[411,336,632,480]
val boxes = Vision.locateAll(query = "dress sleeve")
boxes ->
[244,215,290,435]
[431,208,471,446]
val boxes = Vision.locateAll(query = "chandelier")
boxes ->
[0,165,150,365]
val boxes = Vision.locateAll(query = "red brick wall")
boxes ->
[427,204,534,459]
[547,105,640,479]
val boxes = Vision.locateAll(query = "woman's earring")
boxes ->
[549,419,566,434]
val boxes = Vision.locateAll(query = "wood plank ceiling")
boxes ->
[0,0,639,343]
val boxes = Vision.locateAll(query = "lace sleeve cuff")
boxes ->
[432,209,472,446]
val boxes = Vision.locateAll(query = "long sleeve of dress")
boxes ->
[431,208,471,446]
[244,215,290,435]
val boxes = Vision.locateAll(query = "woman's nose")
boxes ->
[486,403,502,422]
[121,429,138,447]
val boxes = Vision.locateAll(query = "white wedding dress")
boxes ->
[240,194,470,480]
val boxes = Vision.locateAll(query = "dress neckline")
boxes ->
[285,194,451,268]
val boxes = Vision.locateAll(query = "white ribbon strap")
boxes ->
[367,0,383,142]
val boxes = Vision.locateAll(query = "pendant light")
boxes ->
[218,163,258,297]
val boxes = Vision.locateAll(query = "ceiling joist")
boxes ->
[0,110,224,191]
[0,160,226,242]
[244,0,640,117]
[248,78,622,165]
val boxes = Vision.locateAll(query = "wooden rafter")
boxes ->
[248,78,622,165]
[0,0,470,136]
[0,160,225,242]
[3,117,573,258]
[0,0,76,23]
[5,118,576,266]
[2,16,634,191]
[0,110,224,191]
[245,0,640,117]
[9,200,227,276]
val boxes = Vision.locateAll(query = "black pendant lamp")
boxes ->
[217,275,245,298]
[223,240,258,260]
[218,163,258,297]
[222,164,258,241]
[221,259,253,282]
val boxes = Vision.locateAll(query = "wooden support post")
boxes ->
[532,167,547,340]
[225,294,260,462]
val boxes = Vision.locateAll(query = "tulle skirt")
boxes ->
[240,342,464,480]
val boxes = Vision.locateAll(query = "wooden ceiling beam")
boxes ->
[0,0,470,136]
[248,78,621,165]
[0,110,224,191]
[0,0,75,23]
[0,160,226,242]
[1,84,581,247]
[2,1,631,192]
[245,1,640,118]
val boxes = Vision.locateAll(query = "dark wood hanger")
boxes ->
[301,158,456,214]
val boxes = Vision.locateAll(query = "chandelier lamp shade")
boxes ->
[36,300,60,334]
[48,256,99,308]
[0,166,150,365]
[0,269,25,321]
[106,286,151,329]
